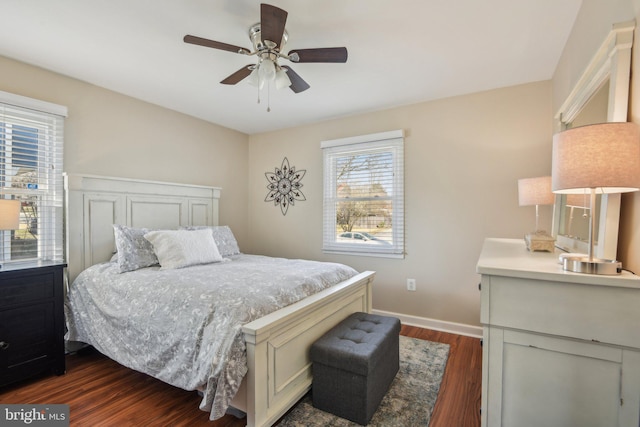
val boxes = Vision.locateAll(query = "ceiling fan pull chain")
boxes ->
[267,82,271,112]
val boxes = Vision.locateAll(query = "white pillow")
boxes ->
[144,229,223,270]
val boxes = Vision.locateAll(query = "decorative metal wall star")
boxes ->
[265,157,306,215]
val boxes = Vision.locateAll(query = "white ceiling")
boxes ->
[0,0,582,135]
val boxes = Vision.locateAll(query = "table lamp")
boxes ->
[552,122,640,274]
[564,193,590,238]
[0,198,21,268]
[518,176,555,251]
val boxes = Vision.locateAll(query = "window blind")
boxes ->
[322,130,404,258]
[0,91,66,264]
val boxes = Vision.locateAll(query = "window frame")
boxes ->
[0,90,66,265]
[322,130,404,258]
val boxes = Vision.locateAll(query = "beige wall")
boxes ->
[247,81,553,327]
[0,55,250,247]
[552,0,640,273]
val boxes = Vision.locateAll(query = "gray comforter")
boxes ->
[65,254,358,420]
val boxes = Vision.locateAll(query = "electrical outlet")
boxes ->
[407,278,416,291]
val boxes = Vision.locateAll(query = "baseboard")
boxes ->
[371,309,483,338]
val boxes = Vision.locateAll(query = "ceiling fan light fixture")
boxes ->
[246,66,264,89]
[275,67,291,90]
[258,58,276,82]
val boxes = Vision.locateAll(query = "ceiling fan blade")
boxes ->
[288,47,348,63]
[220,65,254,85]
[184,35,250,55]
[281,66,310,93]
[260,4,288,48]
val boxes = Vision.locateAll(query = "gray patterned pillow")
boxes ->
[180,225,240,257]
[113,224,159,273]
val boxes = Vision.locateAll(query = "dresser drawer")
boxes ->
[0,271,55,307]
[481,275,640,349]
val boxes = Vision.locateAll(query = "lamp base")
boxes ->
[524,231,555,252]
[562,255,622,275]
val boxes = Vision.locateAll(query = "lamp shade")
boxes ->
[0,199,20,230]
[552,122,640,194]
[518,176,554,206]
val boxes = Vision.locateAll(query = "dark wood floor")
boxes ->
[0,325,481,426]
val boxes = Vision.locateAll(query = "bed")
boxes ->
[63,173,375,427]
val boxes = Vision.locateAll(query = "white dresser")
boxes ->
[477,238,640,427]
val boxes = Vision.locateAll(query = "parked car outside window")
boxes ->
[338,232,390,245]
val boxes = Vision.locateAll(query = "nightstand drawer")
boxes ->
[0,303,54,368]
[0,271,55,307]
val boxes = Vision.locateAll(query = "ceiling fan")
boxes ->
[183,3,348,95]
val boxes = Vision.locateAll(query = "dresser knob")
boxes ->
[0,341,9,350]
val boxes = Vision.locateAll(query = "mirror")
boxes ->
[553,21,634,259]
[566,80,609,129]
[557,193,598,242]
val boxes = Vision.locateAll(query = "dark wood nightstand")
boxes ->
[0,262,66,387]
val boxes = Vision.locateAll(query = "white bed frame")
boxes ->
[64,173,375,427]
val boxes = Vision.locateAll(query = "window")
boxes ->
[0,91,66,264]
[322,130,404,258]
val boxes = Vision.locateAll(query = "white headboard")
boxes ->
[64,173,221,282]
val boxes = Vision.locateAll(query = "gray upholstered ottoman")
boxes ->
[310,312,400,425]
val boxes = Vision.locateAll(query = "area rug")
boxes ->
[277,336,450,426]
